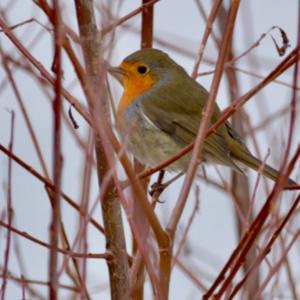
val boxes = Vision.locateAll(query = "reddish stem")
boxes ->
[48,1,63,299]
[0,111,14,300]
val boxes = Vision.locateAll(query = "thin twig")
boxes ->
[0,144,104,233]
[204,145,300,299]
[172,190,200,267]
[253,231,300,300]
[101,0,160,36]
[191,0,223,78]
[167,0,241,235]
[0,111,14,300]
[0,17,91,124]
[0,220,110,259]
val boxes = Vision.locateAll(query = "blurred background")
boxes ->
[0,1,299,299]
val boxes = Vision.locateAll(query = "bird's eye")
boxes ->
[137,65,148,74]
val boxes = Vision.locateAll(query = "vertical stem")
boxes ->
[131,2,155,299]
[229,82,259,300]
[167,0,241,234]
[215,3,260,298]
[141,0,154,48]
[49,1,63,299]
[0,111,14,300]
[74,1,130,300]
[79,130,94,300]
[167,1,240,298]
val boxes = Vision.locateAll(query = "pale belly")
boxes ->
[120,109,190,171]
[129,123,190,171]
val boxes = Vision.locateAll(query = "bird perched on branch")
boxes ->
[109,48,296,186]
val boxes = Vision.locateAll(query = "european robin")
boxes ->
[110,48,296,186]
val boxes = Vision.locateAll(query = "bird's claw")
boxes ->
[149,182,166,197]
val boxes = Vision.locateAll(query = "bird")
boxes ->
[109,48,296,186]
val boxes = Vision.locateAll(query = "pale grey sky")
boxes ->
[0,1,299,299]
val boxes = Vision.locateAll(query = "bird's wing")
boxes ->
[139,81,240,168]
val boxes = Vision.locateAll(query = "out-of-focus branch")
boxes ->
[0,42,94,298]
[204,144,300,299]
[0,269,77,294]
[0,17,91,124]
[159,1,241,299]
[73,1,130,300]
[0,220,110,259]
[167,0,241,234]
[254,230,300,300]
[191,0,222,78]
[215,3,259,298]
[101,0,159,36]
[48,1,62,298]
[0,111,14,300]
[130,1,155,299]
[141,0,154,48]
[229,193,300,299]
[0,143,104,233]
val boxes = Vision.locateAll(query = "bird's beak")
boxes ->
[108,66,125,85]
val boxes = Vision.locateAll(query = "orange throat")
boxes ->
[117,74,155,127]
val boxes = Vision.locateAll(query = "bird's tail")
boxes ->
[231,147,297,187]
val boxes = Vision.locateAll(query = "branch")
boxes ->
[204,144,300,298]
[74,1,130,299]
[0,221,110,260]
[0,111,14,300]
[167,0,241,234]
[191,0,223,78]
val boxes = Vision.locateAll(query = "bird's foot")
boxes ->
[149,182,166,199]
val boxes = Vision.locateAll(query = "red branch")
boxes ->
[0,111,14,300]
[48,1,63,298]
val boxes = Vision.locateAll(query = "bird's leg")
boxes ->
[149,171,184,198]
[149,170,165,198]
